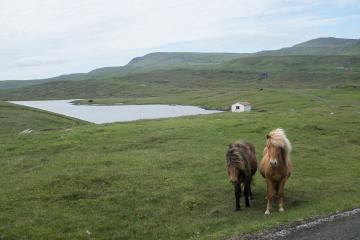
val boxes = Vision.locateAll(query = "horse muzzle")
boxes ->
[270,159,278,169]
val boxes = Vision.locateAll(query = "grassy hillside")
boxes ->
[0,73,93,90]
[0,53,243,90]
[222,55,360,71]
[1,55,359,101]
[342,40,360,55]
[294,37,357,48]
[0,80,50,90]
[126,52,245,69]
[0,67,258,101]
[0,101,85,135]
[1,37,359,91]
[0,88,359,239]
[221,55,360,88]
[256,37,360,56]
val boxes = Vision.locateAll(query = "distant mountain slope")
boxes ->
[1,37,359,91]
[126,52,245,69]
[0,73,89,89]
[221,55,360,71]
[83,52,246,79]
[342,40,360,55]
[0,80,48,89]
[295,37,357,47]
[1,55,359,100]
[0,68,256,100]
[0,52,244,89]
[256,37,360,56]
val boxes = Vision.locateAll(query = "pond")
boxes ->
[9,100,222,124]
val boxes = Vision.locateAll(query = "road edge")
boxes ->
[230,208,360,240]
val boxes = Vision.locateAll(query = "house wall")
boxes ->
[231,104,244,112]
[231,104,251,112]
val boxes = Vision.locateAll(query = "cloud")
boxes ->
[0,0,359,80]
[335,0,360,5]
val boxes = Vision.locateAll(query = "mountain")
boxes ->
[0,52,244,89]
[221,54,360,70]
[342,40,360,55]
[0,80,48,89]
[293,37,357,48]
[0,37,359,94]
[256,37,360,56]
[82,52,245,79]
[0,73,89,89]
[1,53,359,100]
[126,52,246,69]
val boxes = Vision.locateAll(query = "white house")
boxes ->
[231,102,251,112]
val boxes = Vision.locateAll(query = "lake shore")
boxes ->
[9,100,222,124]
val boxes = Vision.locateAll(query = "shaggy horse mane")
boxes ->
[226,140,256,179]
[266,128,292,160]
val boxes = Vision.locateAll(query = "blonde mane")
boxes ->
[267,128,292,160]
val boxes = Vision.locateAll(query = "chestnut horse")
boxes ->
[260,128,292,215]
[226,140,257,211]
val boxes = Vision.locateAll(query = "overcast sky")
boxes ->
[0,0,359,80]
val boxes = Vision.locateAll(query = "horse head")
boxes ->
[266,135,282,169]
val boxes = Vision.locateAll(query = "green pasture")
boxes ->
[0,88,359,239]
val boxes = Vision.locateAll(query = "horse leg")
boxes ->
[249,183,254,200]
[278,178,287,212]
[265,179,274,215]
[234,181,241,211]
[244,180,251,207]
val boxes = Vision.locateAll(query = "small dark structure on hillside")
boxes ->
[259,72,268,80]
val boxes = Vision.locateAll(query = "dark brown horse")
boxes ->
[226,140,257,211]
[260,128,292,215]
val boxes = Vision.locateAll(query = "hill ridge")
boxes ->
[0,37,359,91]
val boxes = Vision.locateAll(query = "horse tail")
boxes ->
[247,142,258,176]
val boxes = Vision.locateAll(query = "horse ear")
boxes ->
[228,144,233,149]
[266,134,270,139]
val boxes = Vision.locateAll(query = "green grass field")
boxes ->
[1,38,359,239]
[1,88,359,239]
[0,101,86,135]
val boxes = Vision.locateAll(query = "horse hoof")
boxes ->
[279,208,284,212]
[265,210,271,215]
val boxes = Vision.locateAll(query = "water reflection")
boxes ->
[10,100,221,124]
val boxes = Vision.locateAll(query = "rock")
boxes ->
[18,129,34,135]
